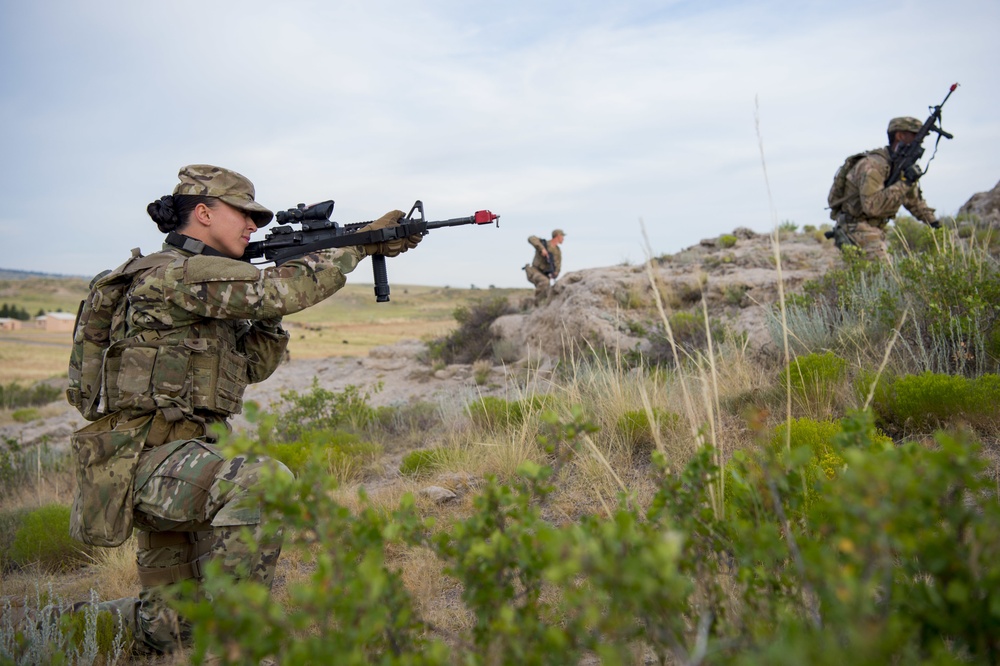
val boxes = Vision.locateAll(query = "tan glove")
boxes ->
[359,210,424,257]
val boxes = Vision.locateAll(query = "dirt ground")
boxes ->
[0,338,552,453]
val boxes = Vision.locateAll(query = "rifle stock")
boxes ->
[243,199,499,302]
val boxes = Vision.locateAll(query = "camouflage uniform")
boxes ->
[832,119,937,261]
[524,232,563,305]
[63,165,373,654]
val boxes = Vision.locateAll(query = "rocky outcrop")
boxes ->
[959,180,1000,224]
[492,228,840,360]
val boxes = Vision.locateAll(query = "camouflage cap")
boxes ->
[887,117,922,134]
[173,164,274,227]
[552,229,566,238]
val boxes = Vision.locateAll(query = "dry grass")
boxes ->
[0,330,73,384]
[0,402,73,428]
[283,319,458,360]
[394,544,472,640]
[86,537,141,601]
[0,466,75,514]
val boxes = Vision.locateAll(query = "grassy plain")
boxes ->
[0,277,530,385]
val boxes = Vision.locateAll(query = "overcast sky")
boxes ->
[1,0,997,290]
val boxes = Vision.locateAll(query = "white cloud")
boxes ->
[1,0,997,289]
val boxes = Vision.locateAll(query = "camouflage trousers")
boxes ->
[63,439,293,655]
[833,217,889,262]
[524,265,553,304]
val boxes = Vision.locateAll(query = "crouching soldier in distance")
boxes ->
[828,116,941,262]
[49,164,423,656]
[524,229,565,305]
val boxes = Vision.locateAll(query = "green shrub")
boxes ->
[789,226,1000,376]
[894,246,1000,375]
[173,408,1000,664]
[888,215,938,255]
[1,588,130,664]
[643,311,728,366]
[615,408,680,451]
[873,371,1000,432]
[0,507,28,572]
[467,395,550,431]
[60,603,133,661]
[723,284,748,306]
[0,381,63,410]
[265,429,380,482]
[373,401,443,437]
[259,380,377,443]
[11,408,39,423]
[399,448,448,478]
[719,234,738,249]
[782,351,848,412]
[727,414,894,522]
[472,360,492,386]
[10,504,90,572]
[426,296,516,364]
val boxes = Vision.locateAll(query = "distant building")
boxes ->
[0,317,22,331]
[33,312,77,332]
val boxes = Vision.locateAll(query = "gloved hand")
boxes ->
[358,210,423,257]
[900,163,923,184]
[929,219,942,229]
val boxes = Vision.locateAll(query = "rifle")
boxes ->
[541,239,556,278]
[885,83,958,188]
[243,199,499,302]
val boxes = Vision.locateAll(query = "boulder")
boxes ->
[958,180,1000,224]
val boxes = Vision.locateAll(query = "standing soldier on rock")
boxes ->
[828,116,941,261]
[524,229,565,305]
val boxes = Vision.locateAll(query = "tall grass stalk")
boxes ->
[864,308,908,410]
[700,296,725,515]
[640,222,700,439]
[641,220,724,516]
[755,96,793,458]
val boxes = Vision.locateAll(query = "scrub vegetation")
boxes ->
[2,223,999,665]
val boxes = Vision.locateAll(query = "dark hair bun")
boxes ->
[147,195,179,233]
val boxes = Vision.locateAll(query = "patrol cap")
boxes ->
[887,117,922,134]
[173,164,274,227]
[552,229,566,238]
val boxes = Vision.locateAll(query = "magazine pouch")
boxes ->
[69,412,153,547]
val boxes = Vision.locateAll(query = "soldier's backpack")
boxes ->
[826,151,873,220]
[67,248,170,547]
[67,249,171,421]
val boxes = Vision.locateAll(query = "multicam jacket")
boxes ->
[528,236,561,278]
[841,147,936,227]
[106,242,363,421]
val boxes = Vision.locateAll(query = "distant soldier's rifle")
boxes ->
[885,83,958,188]
[243,200,499,302]
[541,239,556,279]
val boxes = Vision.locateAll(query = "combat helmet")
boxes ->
[887,117,922,134]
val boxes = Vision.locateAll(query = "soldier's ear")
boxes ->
[191,203,213,228]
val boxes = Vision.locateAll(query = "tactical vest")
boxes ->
[68,246,251,422]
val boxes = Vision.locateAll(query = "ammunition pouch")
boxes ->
[105,337,249,420]
[69,412,155,547]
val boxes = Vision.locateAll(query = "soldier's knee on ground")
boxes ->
[208,456,292,587]
[209,455,293,526]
